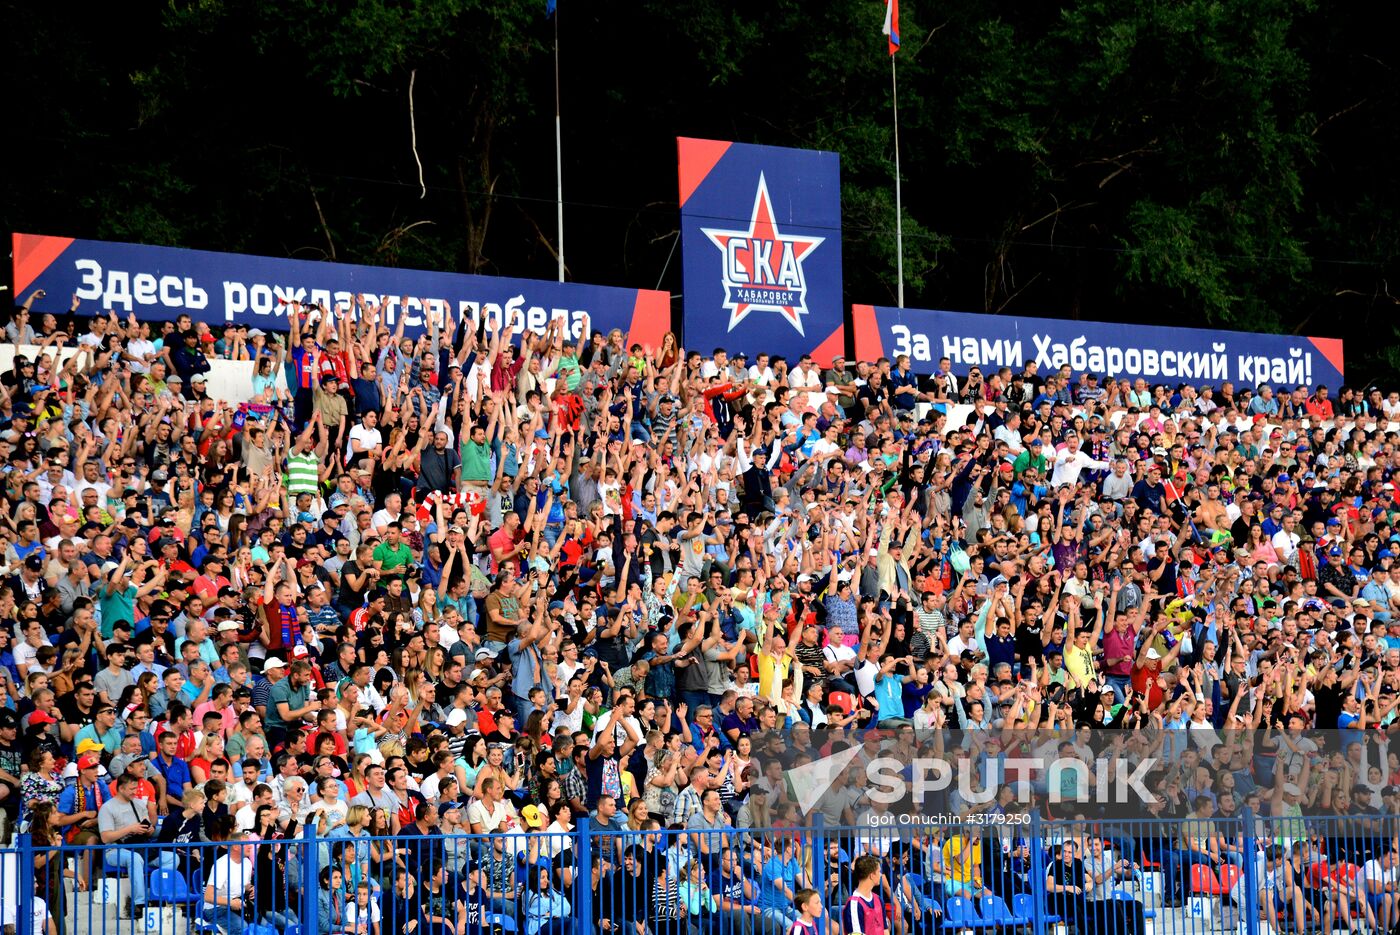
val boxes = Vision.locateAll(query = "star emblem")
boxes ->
[701,173,824,335]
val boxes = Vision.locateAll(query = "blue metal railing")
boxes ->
[2,810,1396,935]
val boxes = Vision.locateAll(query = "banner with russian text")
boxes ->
[11,233,670,345]
[677,138,844,365]
[850,304,1345,387]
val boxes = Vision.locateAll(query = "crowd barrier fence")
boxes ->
[2,810,1395,935]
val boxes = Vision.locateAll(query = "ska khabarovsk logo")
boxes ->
[701,173,825,335]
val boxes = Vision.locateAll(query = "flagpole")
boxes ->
[553,5,565,283]
[891,54,904,308]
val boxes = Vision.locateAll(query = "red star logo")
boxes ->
[702,173,824,335]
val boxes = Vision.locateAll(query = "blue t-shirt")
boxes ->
[758,855,802,910]
[889,369,919,410]
[874,673,906,723]
[150,754,193,801]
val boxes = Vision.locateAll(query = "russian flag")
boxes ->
[882,0,900,55]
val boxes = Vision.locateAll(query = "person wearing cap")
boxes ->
[111,748,160,824]
[75,702,122,756]
[823,353,856,412]
[0,709,20,811]
[52,749,109,886]
[313,366,350,443]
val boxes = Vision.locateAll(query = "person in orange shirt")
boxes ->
[1305,386,1335,420]
[108,751,160,825]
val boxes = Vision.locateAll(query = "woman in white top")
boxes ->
[308,777,350,835]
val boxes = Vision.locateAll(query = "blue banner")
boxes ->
[851,304,1346,388]
[678,138,845,365]
[12,232,671,344]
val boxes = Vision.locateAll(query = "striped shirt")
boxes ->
[842,892,886,935]
[286,452,319,496]
[307,605,340,635]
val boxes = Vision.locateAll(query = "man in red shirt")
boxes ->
[488,512,525,575]
[348,589,387,634]
[192,554,231,603]
[1101,607,1141,704]
[1130,620,1184,712]
[1305,386,1335,420]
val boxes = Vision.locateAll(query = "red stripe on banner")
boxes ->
[850,304,884,361]
[626,289,671,351]
[12,232,75,295]
[809,323,845,369]
[1307,336,1345,381]
[676,137,732,208]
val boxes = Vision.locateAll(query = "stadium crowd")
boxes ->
[3,287,1400,935]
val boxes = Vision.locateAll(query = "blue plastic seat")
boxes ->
[148,869,192,904]
[491,915,518,933]
[1111,889,1156,920]
[979,894,1026,926]
[942,896,997,929]
[1012,892,1062,925]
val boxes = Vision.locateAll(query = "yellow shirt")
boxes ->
[756,651,792,701]
[1064,643,1097,689]
[943,835,982,885]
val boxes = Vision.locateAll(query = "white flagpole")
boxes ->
[891,54,905,308]
[554,7,565,283]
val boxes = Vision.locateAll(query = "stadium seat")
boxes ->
[1189,863,1225,895]
[1111,889,1156,920]
[1012,893,1062,925]
[828,692,856,715]
[978,894,1025,926]
[491,915,518,932]
[149,868,191,904]
[1216,863,1243,893]
[942,896,996,929]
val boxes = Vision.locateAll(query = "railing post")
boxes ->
[17,832,36,935]
[812,813,828,935]
[301,820,319,935]
[1029,811,1046,935]
[576,815,593,935]
[1241,808,1259,935]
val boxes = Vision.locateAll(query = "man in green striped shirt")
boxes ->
[286,432,320,498]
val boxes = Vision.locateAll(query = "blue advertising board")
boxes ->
[678,138,845,365]
[851,304,1345,388]
[11,232,671,345]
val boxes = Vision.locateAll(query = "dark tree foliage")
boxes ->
[4,0,1397,378]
